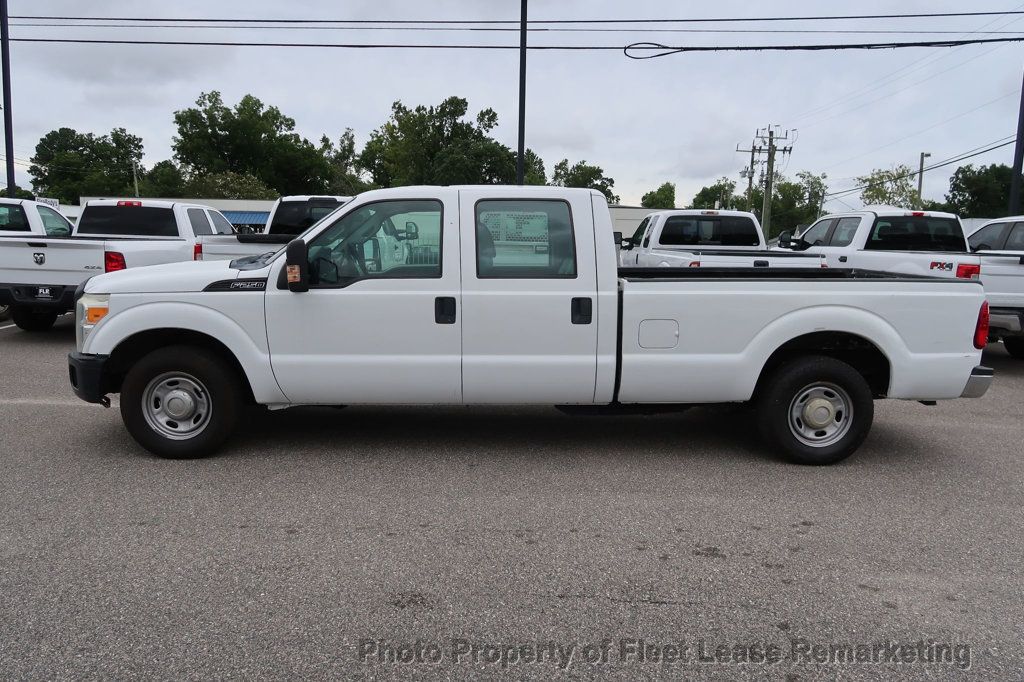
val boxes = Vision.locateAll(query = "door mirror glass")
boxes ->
[402,221,419,241]
[777,230,793,248]
[285,240,309,292]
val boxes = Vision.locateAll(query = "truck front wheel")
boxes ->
[120,346,242,459]
[1003,336,1024,359]
[12,307,58,332]
[756,356,873,465]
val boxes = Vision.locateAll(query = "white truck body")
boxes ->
[620,209,825,269]
[68,186,992,465]
[965,217,1024,356]
[777,207,981,280]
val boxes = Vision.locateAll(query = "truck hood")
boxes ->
[84,259,252,294]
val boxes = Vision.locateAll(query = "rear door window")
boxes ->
[865,216,966,252]
[658,215,760,246]
[37,206,72,236]
[475,199,576,278]
[968,223,1010,251]
[76,205,178,236]
[187,208,213,235]
[0,204,30,231]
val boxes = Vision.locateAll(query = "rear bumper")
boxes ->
[0,283,76,313]
[989,307,1024,334]
[960,366,994,399]
[68,352,111,405]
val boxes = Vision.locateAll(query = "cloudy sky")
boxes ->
[7,0,1024,210]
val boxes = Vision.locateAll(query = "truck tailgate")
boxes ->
[0,237,104,286]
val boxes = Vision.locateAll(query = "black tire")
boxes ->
[0,304,9,322]
[756,356,873,466]
[1003,336,1024,359]
[11,307,58,332]
[120,345,242,459]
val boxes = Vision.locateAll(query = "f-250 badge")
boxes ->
[929,261,953,271]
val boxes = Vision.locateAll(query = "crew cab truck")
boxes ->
[620,209,825,269]
[776,207,981,279]
[0,198,290,331]
[68,186,992,466]
[966,216,1024,358]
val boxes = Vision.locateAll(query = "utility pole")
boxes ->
[0,0,15,198]
[1009,67,1024,215]
[132,162,140,197]
[735,142,759,211]
[515,0,527,185]
[755,125,793,236]
[917,152,931,209]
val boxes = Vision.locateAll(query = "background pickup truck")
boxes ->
[966,216,1024,358]
[68,186,991,466]
[619,209,825,269]
[0,197,77,322]
[776,207,982,280]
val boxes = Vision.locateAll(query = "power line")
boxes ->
[11,36,1024,52]
[12,10,1024,25]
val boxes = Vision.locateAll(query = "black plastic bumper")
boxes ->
[68,352,111,405]
[0,283,76,313]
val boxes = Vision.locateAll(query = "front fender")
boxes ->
[84,299,288,404]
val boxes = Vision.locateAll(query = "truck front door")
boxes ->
[458,190,599,403]
[264,191,462,404]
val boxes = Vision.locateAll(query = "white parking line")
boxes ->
[0,398,104,407]
[0,323,15,330]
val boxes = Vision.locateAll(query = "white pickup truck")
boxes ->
[966,216,1024,358]
[619,209,825,269]
[0,198,303,331]
[67,186,992,465]
[776,207,981,280]
[0,198,77,322]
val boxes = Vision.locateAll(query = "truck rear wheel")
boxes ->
[120,345,242,459]
[756,356,873,465]
[0,304,9,322]
[11,307,58,332]
[1003,336,1024,359]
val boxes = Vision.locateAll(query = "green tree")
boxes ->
[523,149,546,185]
[944,163,1019,217]
[551,159,619,203]
[29,127,143,204]
[138,160,186,197]
[641,182,676,209]
[856,165,917,208]
[359,96,525,187]
[320,129,371,195]
[745,171,828,236]
[185,171,277,199]
[688,177,740,210]
[173,91,332,195]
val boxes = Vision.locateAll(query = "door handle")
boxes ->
[753,260,769,268]
[571,297,593,325]
[434,296,456,324]
[839,256,848,263]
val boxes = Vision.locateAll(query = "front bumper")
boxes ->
[68,352,111,405]
[960,366,994,399]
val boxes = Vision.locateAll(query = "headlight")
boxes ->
[76,293,110,350]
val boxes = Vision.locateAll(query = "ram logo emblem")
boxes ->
[33,252,45,265]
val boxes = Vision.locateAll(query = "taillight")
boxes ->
[193,243,203,261]
[956,263,981,280]
[104,251,126,273]
[974,301,990,349]
[116,200,142,207]
[689,261,701,267]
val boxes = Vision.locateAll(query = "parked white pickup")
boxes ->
[619,209,825,269]
[965,216,1024,358]
[776,206,981,280]
[68,186,992,466]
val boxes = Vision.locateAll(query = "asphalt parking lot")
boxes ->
[1,315,1021,679]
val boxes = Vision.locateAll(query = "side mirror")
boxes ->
[403,221,419,241]
[777,230,793,248]
[285,240,309,292]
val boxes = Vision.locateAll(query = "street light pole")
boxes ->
[0,0,16,198]
[1009,67,1024,214]
[515,0,527,185]
[917,152,931,209]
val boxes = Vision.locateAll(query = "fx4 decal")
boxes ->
[930,261,953,271]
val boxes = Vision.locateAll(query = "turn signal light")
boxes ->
[104,251,126,273]
[974,301,990,350]
[85,307,108,324]
[956,263,981,280]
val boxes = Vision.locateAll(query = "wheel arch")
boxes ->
[754,330,892,399]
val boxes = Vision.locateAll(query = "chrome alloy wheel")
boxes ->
[788,382,853,448]
[142,372,212,440]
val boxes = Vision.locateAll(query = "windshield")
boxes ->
[268,200,344,236]
[864,216,966,252]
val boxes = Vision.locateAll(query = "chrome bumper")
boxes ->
[961,366,994,399]
[989,311,1023,333]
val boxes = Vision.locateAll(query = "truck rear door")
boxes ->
[458,189,599,403]
[975,221,1024,309]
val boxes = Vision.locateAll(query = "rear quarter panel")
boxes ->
[618,278,984,403]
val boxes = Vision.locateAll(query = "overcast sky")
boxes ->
[8,0,1024,211]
